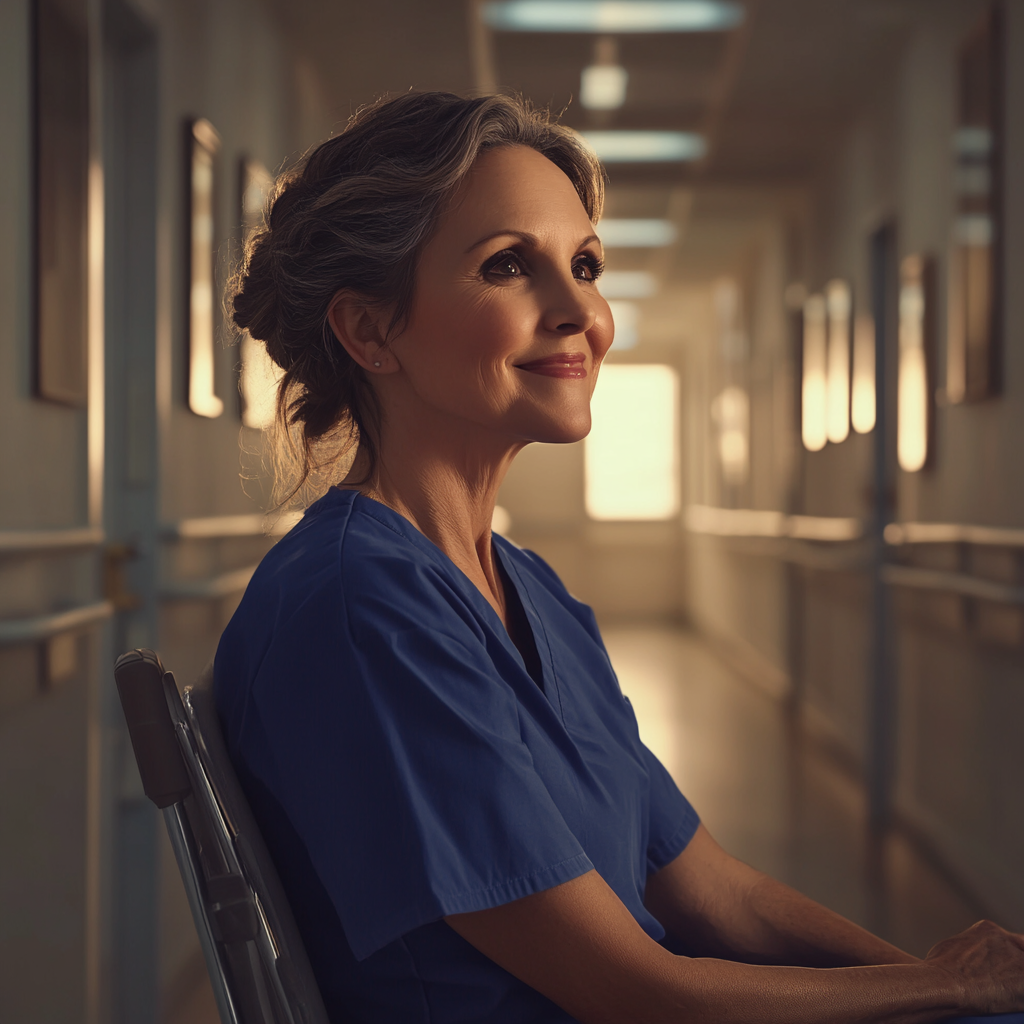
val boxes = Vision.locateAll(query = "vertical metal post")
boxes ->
[102,1,162,1019]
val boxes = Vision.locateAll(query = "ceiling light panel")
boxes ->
[582,131,707,162]
[598,219,677,247]
[483,1,745,33]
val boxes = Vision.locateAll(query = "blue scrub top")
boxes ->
[215,488,700,1023]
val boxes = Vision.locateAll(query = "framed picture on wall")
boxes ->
[187,117,224,418]
[946,2,1004,403]
[33,0,90,405]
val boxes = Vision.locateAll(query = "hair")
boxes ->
[231,91,605,508]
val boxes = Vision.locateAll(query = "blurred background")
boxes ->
[2,0,1022,1020]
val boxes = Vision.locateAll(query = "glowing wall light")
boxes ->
[897,255,932,472]
[711,385,749,486]
[483,1,745,33]
[825,280,851,444]
[851,312,876,434]
[598,219,677,247]
[581,130,707,163]
[607,300,640,350]
[586,364,679,520]
[581,64,628,109]
[801,294,827,452]
[188,118,224,418]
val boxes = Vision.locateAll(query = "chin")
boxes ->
[525,412,592,446]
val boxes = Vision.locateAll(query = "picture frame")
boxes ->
[33,0,90,405]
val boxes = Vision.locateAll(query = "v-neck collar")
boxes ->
[335,491,558,708]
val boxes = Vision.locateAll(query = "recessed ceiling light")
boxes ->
[483,1,745,33]
[599,219,677,247]
[581,131,707,163]
[600,271,658,299]
[581,64,629,110]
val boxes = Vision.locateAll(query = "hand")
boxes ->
[925,920,1024,1015]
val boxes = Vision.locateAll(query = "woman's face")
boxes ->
[383,145,613,449]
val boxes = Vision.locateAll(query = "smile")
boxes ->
[515,353,588,380]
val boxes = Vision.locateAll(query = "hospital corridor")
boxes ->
[2,0,1023,1021]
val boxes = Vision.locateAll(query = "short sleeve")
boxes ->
[235,537,594,961]
[642,745,700,875]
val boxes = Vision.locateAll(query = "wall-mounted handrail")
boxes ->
[885,522,1024,548]
[161,512,301,541]
[685,505,862,542]
[0,526,105,555]
[881,565,1024,605]
[160,566,258,601]
[0,600,114,645]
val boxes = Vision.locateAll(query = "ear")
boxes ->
[326,290,398,373]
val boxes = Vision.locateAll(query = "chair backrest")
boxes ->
[115,649,330,1024]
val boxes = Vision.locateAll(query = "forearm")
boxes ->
[703,870,918,968]
[641,955,960,1024]
[646,826,917,968]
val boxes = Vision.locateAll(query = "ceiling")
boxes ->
[267,0,934,320]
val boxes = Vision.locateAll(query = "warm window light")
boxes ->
[897,256,929,473]
[483,1,745,33]
[851,312,876,434]
[600,270,657,299]
[608,300,640,350]
[598,219,677,247]
[581,130,707,163]
[240,334,284,430]
[711,385,749,486]
[240,159,280,429]
[825,280,851,444]
[586,364,679,520]
[801,294,827,452]
[581,64,628,109]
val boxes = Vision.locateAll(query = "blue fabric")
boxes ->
[214,489,700,1024]
[944,1017,1024,1022]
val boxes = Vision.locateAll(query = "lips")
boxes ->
[515,352,588,380]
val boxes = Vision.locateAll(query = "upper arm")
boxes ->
[643,824,765,955]
[445,870,688,1024]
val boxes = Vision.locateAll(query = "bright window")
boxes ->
[585,364,680,520]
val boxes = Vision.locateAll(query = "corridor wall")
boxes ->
[0,0,335,1019]
[683,0,1024,930]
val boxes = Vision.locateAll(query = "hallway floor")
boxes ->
[170,627,984,1022]
[605,625,984,958]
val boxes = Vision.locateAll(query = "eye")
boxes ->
[483,250,526,278]
[573,253,605,281]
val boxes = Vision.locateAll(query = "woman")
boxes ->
[216,92,1024,1024]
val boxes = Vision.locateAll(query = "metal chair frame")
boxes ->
[114,649,330,1024]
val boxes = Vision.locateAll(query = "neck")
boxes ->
[340,410,525,621]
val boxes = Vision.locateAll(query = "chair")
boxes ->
[114,650,1024,1024]
[114,648,330,1024]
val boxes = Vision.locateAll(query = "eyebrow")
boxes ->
[465,230,602,254]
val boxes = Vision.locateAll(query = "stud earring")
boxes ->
[373,361,381,368]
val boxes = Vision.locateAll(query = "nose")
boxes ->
[540,279,598,337]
